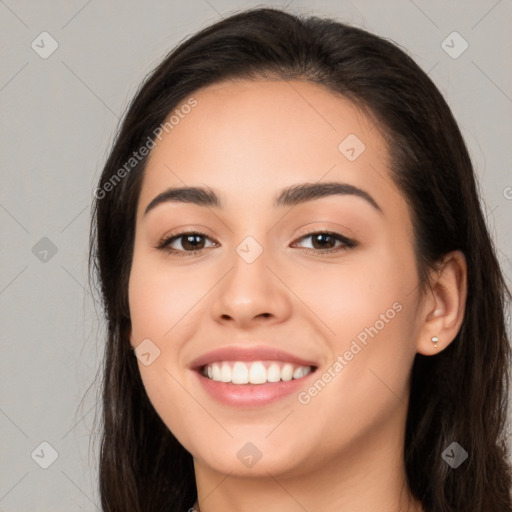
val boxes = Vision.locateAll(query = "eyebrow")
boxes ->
[143,181,382,216]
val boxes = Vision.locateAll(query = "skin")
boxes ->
[128,79,467,512]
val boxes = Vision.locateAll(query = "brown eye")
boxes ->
[157,232,217,256]
[293,231,357,253]
[310,233,337,249]
[179,234,207,251]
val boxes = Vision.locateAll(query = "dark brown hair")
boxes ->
[88,7,512,511]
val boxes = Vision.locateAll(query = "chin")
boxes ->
[187,435,317,478]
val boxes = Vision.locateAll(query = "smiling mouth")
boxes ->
[199,360,317,385]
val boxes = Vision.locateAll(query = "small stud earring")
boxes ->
[432,336,439,348]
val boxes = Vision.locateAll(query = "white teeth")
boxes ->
[281,363,293,381]
[203,361,313,384]
[232,362,248,384]
[212,363,221,381]
[293,366,305,379]
[267,363,281,382]
[220,362,231,382]
[248,362,267,384]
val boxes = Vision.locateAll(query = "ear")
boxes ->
[416,250,467,355]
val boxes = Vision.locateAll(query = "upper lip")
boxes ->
[189,345,319,370]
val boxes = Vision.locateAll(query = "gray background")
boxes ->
[1,0,511,510]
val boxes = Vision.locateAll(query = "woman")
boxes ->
[88,7,512,512]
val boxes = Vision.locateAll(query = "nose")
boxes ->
[210,244,292,329]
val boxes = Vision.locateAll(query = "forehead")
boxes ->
[138,78,395,213]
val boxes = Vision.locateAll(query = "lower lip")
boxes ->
[194,370,316,407]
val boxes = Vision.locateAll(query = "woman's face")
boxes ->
[128,79,425,478]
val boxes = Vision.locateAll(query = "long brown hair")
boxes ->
[88,7,512,511]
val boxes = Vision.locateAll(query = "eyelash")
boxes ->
[155,230,357,257]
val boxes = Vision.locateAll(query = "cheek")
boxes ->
[289,241,418,344]
[128,259,203,449]
[128,252,205,346]
[290,243,419,411]
[127,251,218,437]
